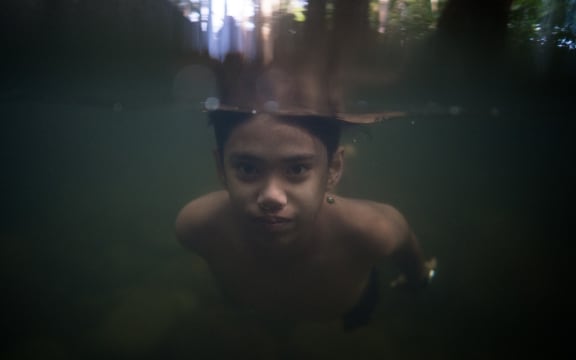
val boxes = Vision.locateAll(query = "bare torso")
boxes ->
[177,191,397,323]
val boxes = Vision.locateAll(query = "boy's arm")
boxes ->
[368,203,436,291]
[388,230,436,291]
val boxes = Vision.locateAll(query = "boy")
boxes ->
[175,106,435,331]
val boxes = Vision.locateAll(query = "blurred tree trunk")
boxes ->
[332,0,371,59]
[436,0,514,60]
[327,0,371,111]
[404,0,515,106]
[302,0,328,57]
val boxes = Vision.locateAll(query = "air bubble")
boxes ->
[264,100,279,112]
[204,97,220,110]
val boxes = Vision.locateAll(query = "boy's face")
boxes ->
[217,114,342,247]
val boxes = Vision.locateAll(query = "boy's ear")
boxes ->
[327,146,345,191]
[213,149,227,187]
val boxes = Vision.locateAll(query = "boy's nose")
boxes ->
[257,179,287,213]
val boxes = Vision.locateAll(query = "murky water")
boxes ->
[1,1,574,359]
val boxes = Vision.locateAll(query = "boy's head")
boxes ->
[208,110,345,246]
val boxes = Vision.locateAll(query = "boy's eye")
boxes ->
[286,164,310,177]
[235,163,259,178]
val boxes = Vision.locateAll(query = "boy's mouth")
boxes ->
[252,216,293,231]
[254,216,291,224]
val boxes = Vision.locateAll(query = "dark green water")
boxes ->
[1,1,574,359]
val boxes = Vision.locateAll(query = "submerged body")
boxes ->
[177,191,418,323]
[176,112,430,328]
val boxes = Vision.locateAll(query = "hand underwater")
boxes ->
[390,257,437,292]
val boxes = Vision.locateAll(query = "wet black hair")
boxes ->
[208,110,343,163]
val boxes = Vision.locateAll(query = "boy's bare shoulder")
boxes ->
[175,191,230,253]
[332,196,410,257]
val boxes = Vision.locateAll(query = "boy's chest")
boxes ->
[208,244,374,321]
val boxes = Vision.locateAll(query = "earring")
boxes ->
[326,195,335,204]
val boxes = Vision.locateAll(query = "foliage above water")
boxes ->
[509,0,576,49]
